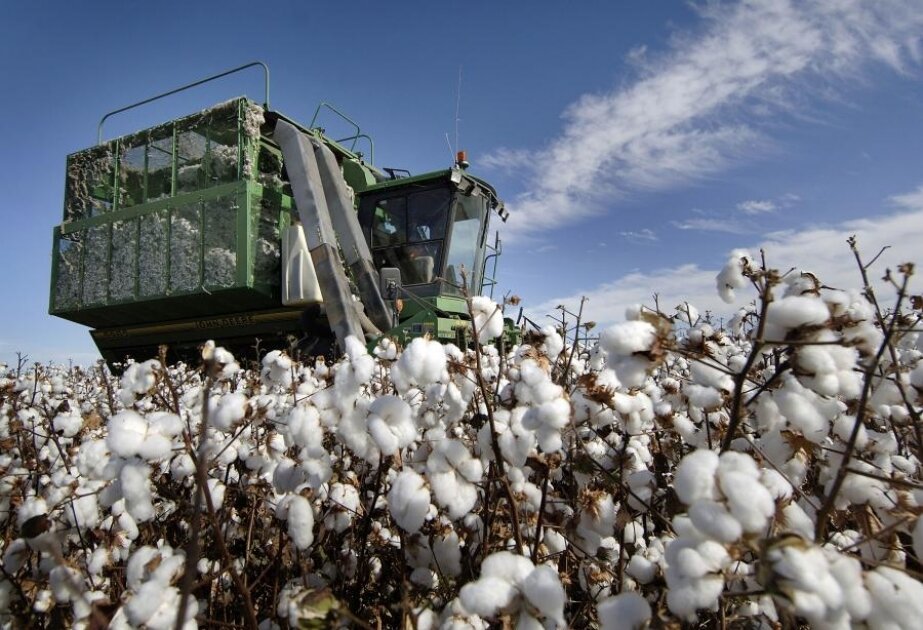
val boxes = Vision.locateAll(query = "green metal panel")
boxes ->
[49,98,297,329]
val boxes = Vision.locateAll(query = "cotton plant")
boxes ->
[3,255,923,629]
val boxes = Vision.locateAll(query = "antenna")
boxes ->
[445,132,455,163]
[454,65,463,155]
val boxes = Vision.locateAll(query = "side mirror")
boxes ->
[380,267,402,300]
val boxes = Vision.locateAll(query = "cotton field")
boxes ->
[2,251,923,629]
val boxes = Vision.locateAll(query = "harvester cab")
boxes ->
[49,63,515,367]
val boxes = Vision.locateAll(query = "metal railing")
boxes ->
[97,61,270,143]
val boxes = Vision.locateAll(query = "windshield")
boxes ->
[443,193,488,295]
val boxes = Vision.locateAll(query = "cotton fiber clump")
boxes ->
[459,552,565,628]
[388,469,431,533]
[107,410,179,461]
[426,436,483,519]
[599,317,663,388]
[391,336,447,392]
[470,296,504,343]
[597,592,651,630]
[110,545,196,630]
[716,249,752,303]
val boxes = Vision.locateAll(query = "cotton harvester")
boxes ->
[48,62,515,366]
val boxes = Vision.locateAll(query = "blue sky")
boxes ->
[2,1,922,364]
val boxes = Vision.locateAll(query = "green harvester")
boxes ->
[49,63,517,366]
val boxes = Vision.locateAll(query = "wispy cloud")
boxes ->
[530,189,923,327]
[737,199,777,214]
[492,0,923,240]
[890,185,923,209]
[620,228,659,242]
[671,218,749,234]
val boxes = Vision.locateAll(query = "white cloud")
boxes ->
[671,218,749,234]
[529,201,923,329]
[620,228,659,242]
[493,0,923,240]
[890,185,923,209]
[737,199,777,214]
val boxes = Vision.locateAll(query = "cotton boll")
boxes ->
[600,321,657,357]
[578,492,618,542]
[666,573,725,619]
[284,405,324,451]
[716,250,751,304]
[611,356,653,389]
[598,592,651,630]
[520,565,565,627]
[66,490,100,530]
[138,432,173,461]
[119,359,160,404]
[49,565,82,603]
[367,395,415,456]
[392,337,448,392]
[125,546,159,590]
[388,469,431,533]
[688,500,742,542]
[766,296,829,334]
[261,350,293,388]
[775,386,829,444]
[865,566,923,629]
[760,469,794,501]
[52,412,83,438]
[626,470,656,511]
[471,296,504,344]
[521,397,571,453]
[664,536,729,619]
[538,325,564,360]
[459,575,518,618]
[374,337,398,361]
[626,554,657,584]
[433,530,463,577]
[795,342,861,398]
[338,405,379,463]
[206,478,226,510]
[76,438,112,480]
[148,412,183,437]
[482,551,536,586]
[205,344,240,380]
[765,543,855,625]
[689,361,734,392]
[673,449,719,505]
[125,582,186,629]
[120,461,154,522]
[427,439,483,519]
[324,483,360,533]
[210,392,248,431]
[833,415,867,449]
[33,589,53,613]
[685,384,724,411]
[286,495,315,550]
[170,453,195,480]
[118,511,140,540]
[459,552,552,621]
[107,411,149,458]
[718,470,775,534]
